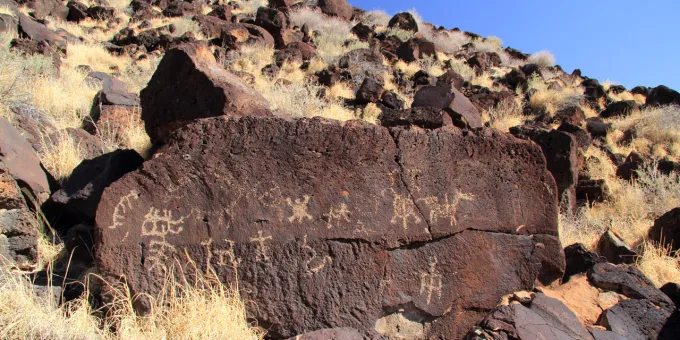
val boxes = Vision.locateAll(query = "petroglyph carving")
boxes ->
[109,190,139,229]
[286,195,313,223]
[302,235,332,276]
[250,230,273,262]
[326,203,350,229]
[146,240,177,276]
[420,191,474,227]
[141,207,185,274]
[141,207,185,237]
[391,193,421,230]
[419,256,443,305]
[353,221,373,235]
[202,238,241,272]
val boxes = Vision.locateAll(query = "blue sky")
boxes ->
[349,0,680,91]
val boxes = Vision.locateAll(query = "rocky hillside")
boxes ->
[1,0,680,339]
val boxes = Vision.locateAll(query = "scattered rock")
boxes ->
[597,230,638,265]
[648,207,680,253]
[660,282,680,306]
[43,149,143,227]
[412,86,482,129]
[140,42,271,144]
[576,178,607,203]
[563,243,606,282]
[387,12,418,32]
[379,91,404,110]
[600,100,638,118]
[350,22,373,41]
[630,86,649,97]
[646,85,680,106]
[17,13,67,53]
[555,105,586,125]
[355,76,384,104]
[95,116,564,339]
[66,1,87,23]
[586,118,610,139]
[0,165,39,268]
[558,122,591,151]
[318,0,353,21]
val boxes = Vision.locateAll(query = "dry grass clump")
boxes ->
[39,131,88,184]
[0,263,265,339]
[560,155,680,286]
[447,58,475,81]
[363,9,391,27]
[230,0,268,16]
[289,7,365,63]
[610,105,680,161]
[482,97,525,132]
[526,74,583,115]
[528,50,555,68]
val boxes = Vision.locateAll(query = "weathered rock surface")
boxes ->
[648,207,680,253]
[0,165,39,268]
[0,117,51,203]
[140,42,271,144]
[95,116,564,339]
[597,230,638,265]
[412,86,482,128]
[319,0,353,21]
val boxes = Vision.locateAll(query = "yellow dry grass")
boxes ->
[39,130,87,184]
[609,105,680,161]
[0,262,265,339]
[482,98,525,132]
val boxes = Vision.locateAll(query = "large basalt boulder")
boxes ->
[412,86,482,129]
[0,117,51,203]
[318,0,353,21]
[95,116,564,339]
[0,165,39,268]
[387,12,418,32]
[140,42,271,144]
[646,85,680,106]
[17,13,67,53]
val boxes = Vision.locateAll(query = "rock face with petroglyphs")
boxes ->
[94,116,564,339]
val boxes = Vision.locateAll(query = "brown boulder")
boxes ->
[648,207,680,253]
[0,165,39,268]
[355,76,384,104]
[95,116,564,339]
[0,117,51,203]
[17,13,67,53]
[412,86,483,129]
[140,42,271,144]
[254,6,287,37]
[387,12,418,32]
[319,0,353,21]
[597,230,638,265]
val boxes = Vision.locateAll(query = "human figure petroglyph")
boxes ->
[109,190,139,229]
[391,194,421,230]
[286,195,313,223]
[419,256,443,305]
[420,191,474,227]
[250,230,273,262]
[302,235,332,275]
[142,207,186,274]
[326,203,350,229]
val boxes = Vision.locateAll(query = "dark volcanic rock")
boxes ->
[646,85,680,106]
[288,328,386,340]
[468,293,594,340]
[379,106,443,129]
[599,299,677,340]
[95,116,564,339]
[318,0,353,21]
[558,122,591,151]
[554,105,586,125]
[648,207,680,253]
[600,100,638,118]
[17,13,67,53]
[563,243,606,282]
[0,164,39,268]
[412,86,482,129]
[43,150,143,226]
[140,42,271,144]
[660,282,680,306]
[576,178,607,203]
[387,12,418,32]
[586,118,610,139]
[0,117,51,203]
[597,230,638,265]
[355,76,384,105]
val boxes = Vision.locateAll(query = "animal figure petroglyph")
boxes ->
[109,190,139,229]
[302,235,332,275]
[420,192,474,227]
[326,203,350,229]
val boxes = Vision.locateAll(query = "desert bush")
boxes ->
[39,131,89,184]
[363,9,391,27]
[611,105,680,160]
[482,97,525,132]
[383,27,416,42]
[527,50,556,68]
[447,58,475,81]
[289,7,359,63]
[230,0,268,16]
